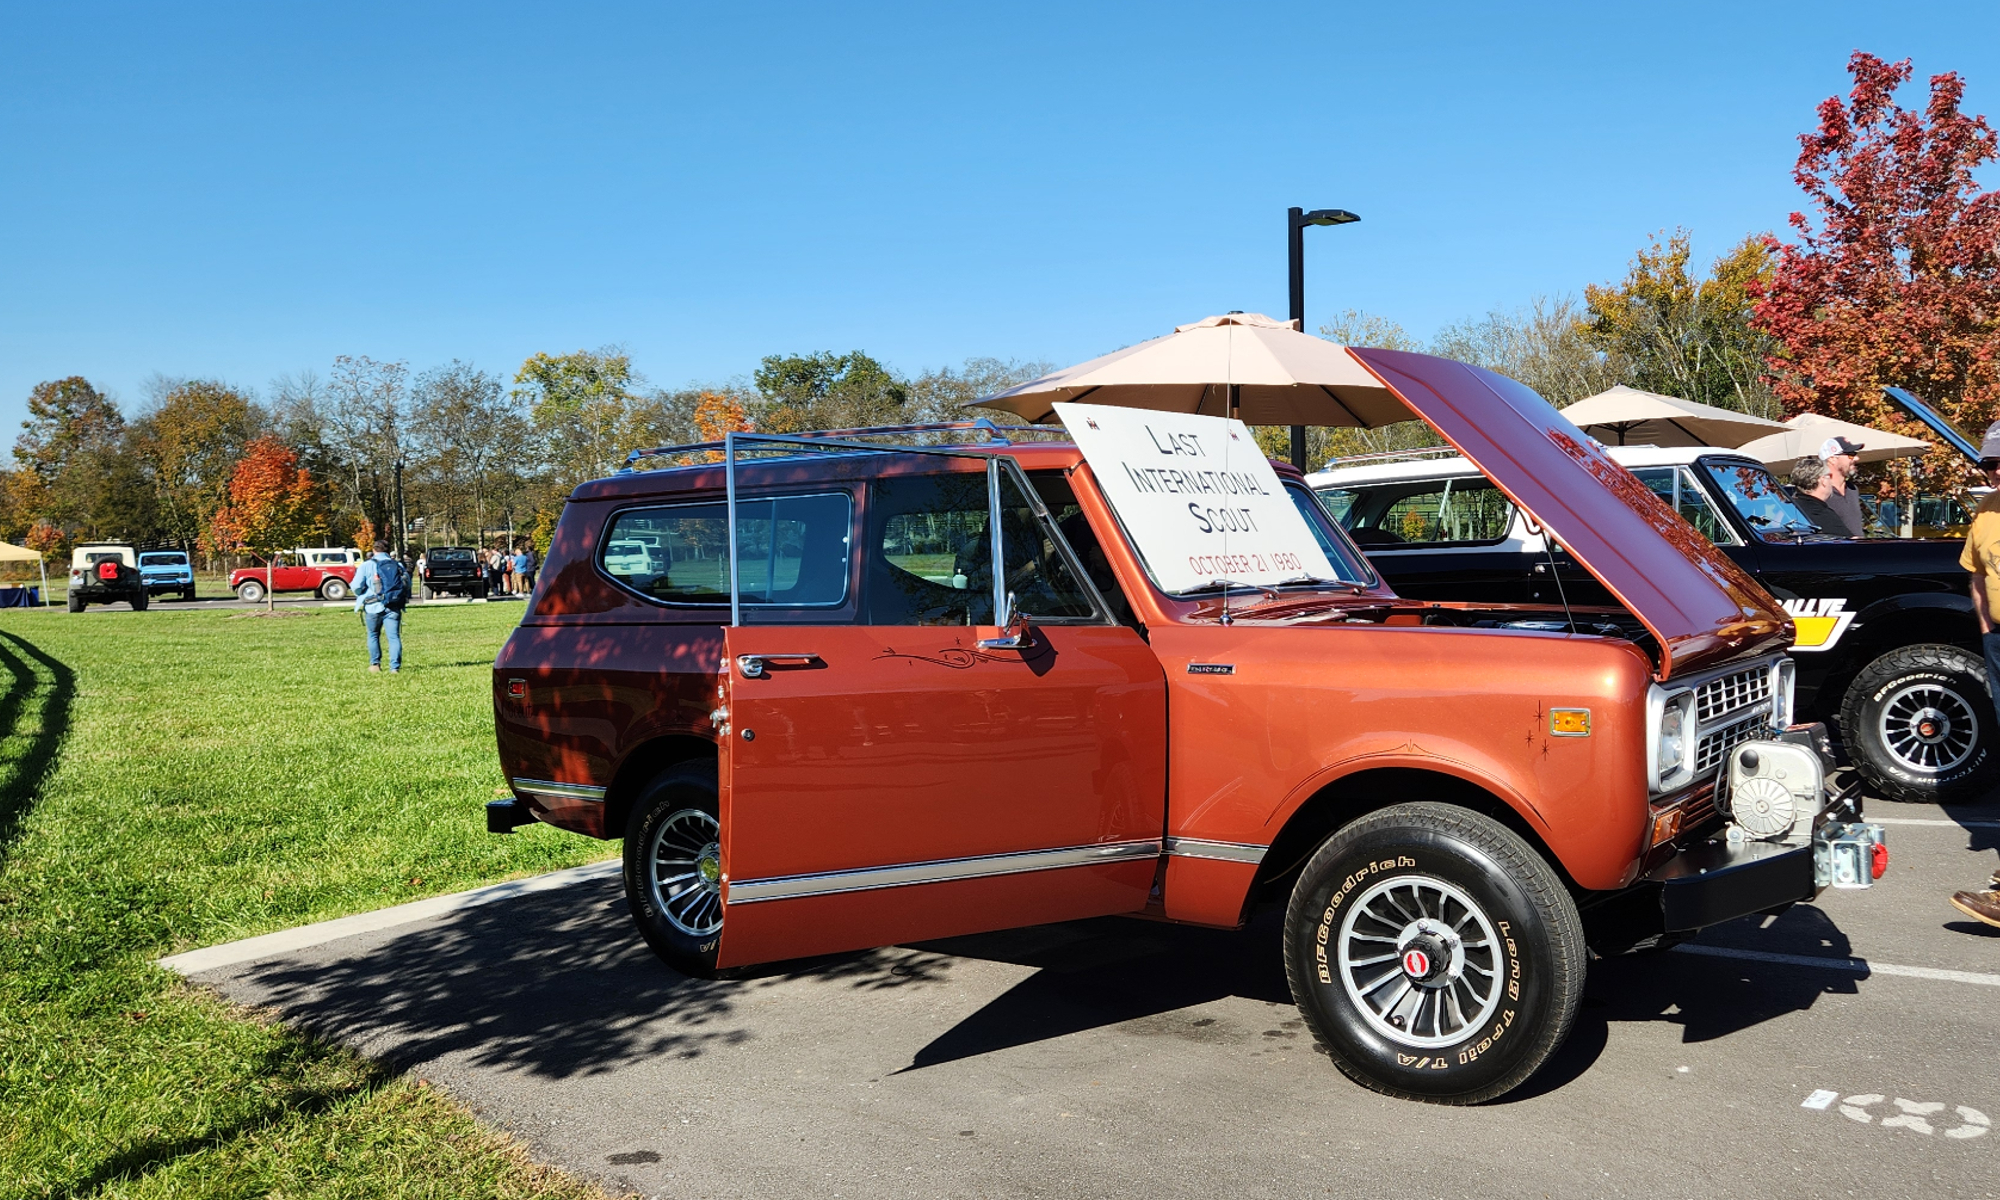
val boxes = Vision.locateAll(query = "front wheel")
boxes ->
[236,580,265,604]
[1283,802,1585,1105]
[1839,644,1996,804]
[622,762,728,978]
[320,577,350,601]
[183,586,198,602]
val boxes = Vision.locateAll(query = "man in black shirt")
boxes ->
[1788,455,1859,537]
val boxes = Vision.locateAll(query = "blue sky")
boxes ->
[3,2,1998,432]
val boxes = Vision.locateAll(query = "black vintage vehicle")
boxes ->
[1312,441,1983,804]
[420,546,489,600]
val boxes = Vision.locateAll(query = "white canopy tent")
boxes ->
[1560,385,1789,448]
[1734,411,1933,474]
[0,541,48,606]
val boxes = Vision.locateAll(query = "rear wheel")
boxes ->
[67,593,83,613]
[1840,644,1996,804]
[130,590,148,612]
[236,580,266,604]
[623,762,728,978]
[1283,802,1585,1105]
[320,577,350,601]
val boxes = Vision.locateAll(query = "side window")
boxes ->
[866,473,997,626]
[1027,470,1134,627]
[1633,468,1740,546]
[863,471,1100,627]
[601,492,851,606]
[1321,479,1514,547]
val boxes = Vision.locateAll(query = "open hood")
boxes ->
[1348,348,1789,680]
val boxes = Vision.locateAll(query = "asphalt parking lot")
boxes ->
[179,800,2000,1200]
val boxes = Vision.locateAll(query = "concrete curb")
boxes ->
[158,859,621,976]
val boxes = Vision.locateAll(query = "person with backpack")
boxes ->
[350,545,411,673]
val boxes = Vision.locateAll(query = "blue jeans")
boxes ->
[365,608,403,671]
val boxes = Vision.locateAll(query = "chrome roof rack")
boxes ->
[1316,445,1464,469]
[622,418,1067,471]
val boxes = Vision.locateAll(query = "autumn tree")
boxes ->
[208,437,322,610]
[129,379,265,551]
[1583,231,1781,416]
[12,377,128,544]
[1753,51,2000,490]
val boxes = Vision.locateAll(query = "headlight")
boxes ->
[1647,685,1696,794]
[1773,658,1797,729]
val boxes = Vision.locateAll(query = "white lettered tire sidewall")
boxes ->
[1840,644,1995,804]
[1283,802,1584,1104]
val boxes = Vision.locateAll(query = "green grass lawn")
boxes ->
[0,603,615,1199]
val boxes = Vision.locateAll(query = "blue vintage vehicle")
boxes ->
[138,548,197,601]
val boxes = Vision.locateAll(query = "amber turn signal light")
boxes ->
[1550,708,1591,737]
[1649,806,1683,848]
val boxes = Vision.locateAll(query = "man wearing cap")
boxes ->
[1797,436,1866,538]
[1949,422,2000,930]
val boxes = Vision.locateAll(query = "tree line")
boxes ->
[1,351,1049,563]
[12,52,1998,562]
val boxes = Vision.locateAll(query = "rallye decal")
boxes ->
[1782,597,1855,653]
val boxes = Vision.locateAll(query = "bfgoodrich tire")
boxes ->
[1283,802,1586,1105]
[1840,644,1996,804]
[622,762,729,979]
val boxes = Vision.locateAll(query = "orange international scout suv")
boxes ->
[488,348,1889,1104]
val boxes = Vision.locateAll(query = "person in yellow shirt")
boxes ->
[1950,422,2000,929]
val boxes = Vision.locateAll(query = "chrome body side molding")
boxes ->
[512,778,608,802]
[1164,837,1269,865]
[727,839,1164,905]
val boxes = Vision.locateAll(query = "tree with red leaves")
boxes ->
[1754,52,2000,491]
[207,437,322,610]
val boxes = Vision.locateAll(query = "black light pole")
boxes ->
[1287,206,1361,470]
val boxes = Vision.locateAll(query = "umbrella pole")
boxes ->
[40,558,47,607]
[1228,383,1240,421]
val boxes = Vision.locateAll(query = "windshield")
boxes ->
[1700,459,1817,541]
[139,554,186,567]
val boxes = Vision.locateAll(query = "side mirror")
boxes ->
[976,591,1030,650]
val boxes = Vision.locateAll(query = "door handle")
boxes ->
[736,653,821,678]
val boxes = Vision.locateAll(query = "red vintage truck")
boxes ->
[487,349,1887,1104]
[229,547,362,602]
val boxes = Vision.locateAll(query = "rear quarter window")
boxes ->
[1317,478,1515,547]
[600,492,852,607]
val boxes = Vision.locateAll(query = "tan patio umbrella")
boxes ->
[0,540,49,606]
[1734,412,1932,474]
[1560,385,1788,447]
[971,312,1416,427]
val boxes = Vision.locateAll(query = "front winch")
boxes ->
[1723,740,1825,843]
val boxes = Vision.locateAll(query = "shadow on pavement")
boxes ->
[230,880,953,1080]
[225,874,1875,1099]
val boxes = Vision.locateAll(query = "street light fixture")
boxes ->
[1287,206,1362,470]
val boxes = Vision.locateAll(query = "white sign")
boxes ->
[1054,402,1338,594]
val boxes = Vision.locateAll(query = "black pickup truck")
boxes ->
[1313,420,1982,805]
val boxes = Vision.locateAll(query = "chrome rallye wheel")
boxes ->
[1283,802,1585,1104]
[623,762,729,977]
[1841,645,1996,804]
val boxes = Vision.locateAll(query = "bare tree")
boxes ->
[321,356,409,544]
[407,361,527,542]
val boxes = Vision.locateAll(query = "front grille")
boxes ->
[1696,711,1768,774]
[1696,666,1770,723]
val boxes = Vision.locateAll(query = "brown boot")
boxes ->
[1950,890,2000,929]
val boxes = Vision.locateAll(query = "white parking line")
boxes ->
[1868,816,2000,828]
[1672,943,2000,987]
[157,859,621,976]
